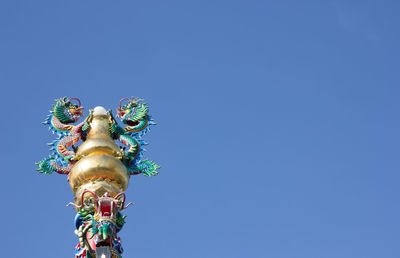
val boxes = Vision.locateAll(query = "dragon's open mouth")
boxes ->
[73,108,84,117]
[126,120,139,126]
[98,198,113,219]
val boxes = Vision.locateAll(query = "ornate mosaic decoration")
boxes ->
[37,97,160,257]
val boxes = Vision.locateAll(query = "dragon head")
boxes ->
[72,190,130,249]
[116,97,148,126]
[54,97,84,123]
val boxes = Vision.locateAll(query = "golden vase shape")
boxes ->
[69,106,129,205]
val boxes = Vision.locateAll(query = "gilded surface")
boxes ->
[69,111,129,198]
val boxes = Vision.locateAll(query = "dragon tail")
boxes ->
[128,159,160,176]
[36,156,57,174]
[35,156,71,175]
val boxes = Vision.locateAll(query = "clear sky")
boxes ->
[0,1,399,257]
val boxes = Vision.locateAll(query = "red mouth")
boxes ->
[126,120,139,126]
[73,107,84,117]
[98,198,114,218]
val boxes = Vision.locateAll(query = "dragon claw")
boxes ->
[70,154,83,161]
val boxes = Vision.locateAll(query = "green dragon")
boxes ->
[36,97,87,175]
[109,97,160,176]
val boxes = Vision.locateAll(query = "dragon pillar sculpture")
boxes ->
[37,97,160,258]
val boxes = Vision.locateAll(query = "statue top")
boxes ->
[36,97,160,258]
[37,96,160,178]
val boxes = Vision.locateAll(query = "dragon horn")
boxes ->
[69,97,82,107]
[114,192,126,208]
[119,98,130,109]
[79,190,99,209]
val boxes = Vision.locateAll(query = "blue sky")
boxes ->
[0,1,399,257]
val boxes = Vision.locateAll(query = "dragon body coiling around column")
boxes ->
[36,97,160,257]
[110,97,160,176]
[36,97,86,175]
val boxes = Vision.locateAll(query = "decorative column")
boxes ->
[36,97,160,258]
